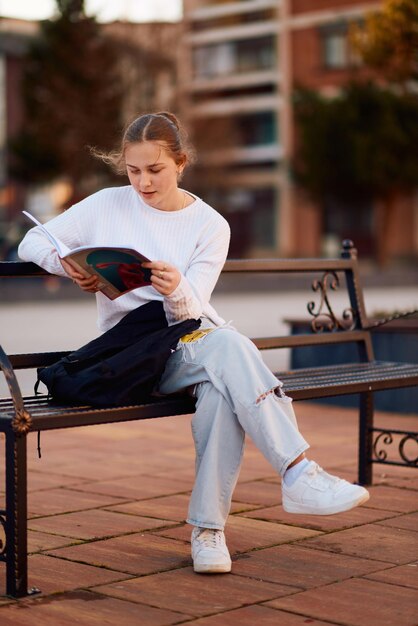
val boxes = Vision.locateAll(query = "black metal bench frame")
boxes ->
[0,239,417,598]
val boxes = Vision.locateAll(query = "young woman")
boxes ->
[18,112,369,574]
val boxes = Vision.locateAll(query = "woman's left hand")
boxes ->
[142,261,181,296]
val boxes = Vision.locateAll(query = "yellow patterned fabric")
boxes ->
[180,328,214,343]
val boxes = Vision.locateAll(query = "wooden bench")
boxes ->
[1,239,417,598]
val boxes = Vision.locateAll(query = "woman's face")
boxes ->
[125,141,182,211]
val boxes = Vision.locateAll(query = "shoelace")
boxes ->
[307,463,340,489]
[196,529,222,548]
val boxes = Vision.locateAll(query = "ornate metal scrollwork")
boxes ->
[11,408,33,435]
[0,513,6,559]
[373,430,418,466]
[373,431,393,462]
[307,271,357,333]
[399,434,418,466]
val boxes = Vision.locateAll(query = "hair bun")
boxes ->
[157,111,180,130]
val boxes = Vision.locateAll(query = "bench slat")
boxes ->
[8,330,371,370]
[1,361,417,430]
[0,395,196,431]
[0,258,355,277]
[9,352,71,369]
[277,361,418,400]
[253,330,370,350]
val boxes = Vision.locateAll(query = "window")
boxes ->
[226,187,276,256]
[235,36,276,73]
[321,23,360,70]
[236,111,277,146]
[323,32,347,69]
[193,36,276,79]
[194,43,234,79]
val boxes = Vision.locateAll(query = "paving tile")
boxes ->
[27,470,89,492]
[30,459,153,482]
[46,533,191,575]
[376,511,418,532]
[300,524,418,565]
[154,516,321,555]
[239,502,395,532]
[372,467,418,489]
[94,567,295,617]
[28,530,80,553]
[0,554,132,598]
[231,480,282,506]
[364,485,418,513]
[106,493,258,522]
[71,474,192,500]
[106,493,191,522]
[41,455,188,482]
[28,509,177,540]
[183,604,336,626]
[363,562,418,590]
[0,589,188,626]
[266,578,418,626]
[232,544,390,588]
[28,487,128,517]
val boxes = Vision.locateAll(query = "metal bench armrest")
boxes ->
[0,345,32,434]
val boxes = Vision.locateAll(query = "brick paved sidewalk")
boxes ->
[0,403,417,626]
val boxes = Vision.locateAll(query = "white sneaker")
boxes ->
[282,461,370,515]
[191,527,232,573]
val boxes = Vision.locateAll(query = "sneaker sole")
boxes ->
[283,490,370,515]
[193,562,232,574]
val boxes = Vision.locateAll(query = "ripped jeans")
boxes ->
[158,326,309,530]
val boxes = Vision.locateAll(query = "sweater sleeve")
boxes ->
[163,217,230,324]
[18,206,84,277]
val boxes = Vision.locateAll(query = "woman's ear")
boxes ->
[177,155,187,176]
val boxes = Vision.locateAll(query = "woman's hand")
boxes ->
[60,258,100,294]
[142,261,181,296]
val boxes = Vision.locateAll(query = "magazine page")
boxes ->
[22,211,153,300]
[68,247,153,300]
[22,211,71,257]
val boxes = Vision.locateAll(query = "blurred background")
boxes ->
[0,0,417,413]
[0,0,417,266]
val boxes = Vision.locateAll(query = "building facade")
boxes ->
[0,18,38,254]
[181,0,418,261]
[0,16,181,259]
[181,0,282,258]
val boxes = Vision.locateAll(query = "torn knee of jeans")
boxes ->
[275,384,293,402]
[255,384,293,405]
[255,386,278,405]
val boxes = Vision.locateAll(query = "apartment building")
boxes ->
[182,0,282,257]
[181,0,416,261]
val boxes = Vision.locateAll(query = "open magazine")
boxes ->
[22,211,152,300]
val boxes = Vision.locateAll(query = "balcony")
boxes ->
[190,93,281,116]
[188,68,279,92]
[201,143,282,165]
[189,0,280,22]
[192,35,277,85]
[195,109,281,165]
[187,20,279,45]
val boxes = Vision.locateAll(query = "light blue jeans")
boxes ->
[158,326,309,530]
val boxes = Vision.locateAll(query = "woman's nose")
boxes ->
[140,175,152,189]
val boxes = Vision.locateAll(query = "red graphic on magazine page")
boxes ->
[86,250,152,292]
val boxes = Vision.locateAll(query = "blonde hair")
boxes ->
[91,111,196,175]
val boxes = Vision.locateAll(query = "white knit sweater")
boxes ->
[18,186,231,331]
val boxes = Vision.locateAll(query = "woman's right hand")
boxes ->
[60,258,100,293]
